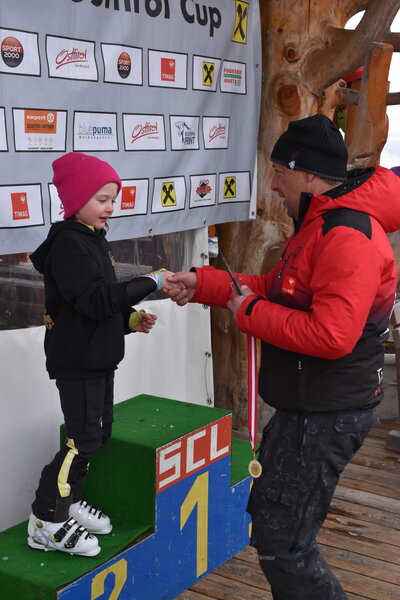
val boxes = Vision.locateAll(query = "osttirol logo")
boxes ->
[117,52,131,79]
[1,36,24,67]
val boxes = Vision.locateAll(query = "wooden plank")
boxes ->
[338,463,400,499]
[211,556,267,590]
[320,544,400,585]
[175,592,211,600]
[350,448,400,473]
[333,566,400,600]
[333,485,400,514]
[324,511,400,547]
[186,571,272,600]
[329,496,400,529]
[318,525,399,564]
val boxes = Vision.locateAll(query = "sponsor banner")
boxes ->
[189,174,217,208]
[202,117,230,149]
[113,179,149,217]
[170,116,200,151]
[73,111,118,151]
[152,176,186,213]
[123,114,166,151]
[0,108,8,151]
[0,0,261,253]
[192,55,221,92]
[0,184,44,228]
[218,171,251,204]
[13,108,67,152]
[221,60,246,94]
[46,35,98,81]
[148,50,187,89]
[101,43,143,85]
[0,28,40,76]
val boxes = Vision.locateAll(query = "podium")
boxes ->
[0,395,253,600]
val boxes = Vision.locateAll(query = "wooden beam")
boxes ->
[303,0,400,95]
[384,31,400,51]
[345,42,393,167]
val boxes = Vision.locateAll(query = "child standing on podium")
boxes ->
[28,152,171,556]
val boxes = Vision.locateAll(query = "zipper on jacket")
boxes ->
[278,256,289,279]
[278,246,290,279]
[298,359,306,404]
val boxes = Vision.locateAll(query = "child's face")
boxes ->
[75,182,118,229]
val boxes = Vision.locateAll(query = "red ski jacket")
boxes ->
[192,167,400,411]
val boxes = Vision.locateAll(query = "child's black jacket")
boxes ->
[31,221,136,379]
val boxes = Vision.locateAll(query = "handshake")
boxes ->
[159,270,197,306]
[133,268,254,335]
[161,269,253,317]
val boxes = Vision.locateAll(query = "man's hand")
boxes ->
[227,285,254,319]
[133,311,157,333]
[163,271,197,306]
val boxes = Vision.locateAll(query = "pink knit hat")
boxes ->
[52,152,122,220]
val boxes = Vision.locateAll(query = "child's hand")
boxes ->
[163,271,197,305]
[133,311,157,333]
[159,270,174,288]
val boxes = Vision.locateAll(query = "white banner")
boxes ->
[0,0,261,254]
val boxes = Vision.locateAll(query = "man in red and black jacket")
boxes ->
[166,114,400,599]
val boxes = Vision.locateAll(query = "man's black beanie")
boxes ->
[270,114,348,182]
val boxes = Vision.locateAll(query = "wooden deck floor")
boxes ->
[176,418,400,600]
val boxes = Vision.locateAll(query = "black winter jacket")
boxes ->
[30,221,154,379]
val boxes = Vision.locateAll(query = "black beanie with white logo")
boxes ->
[271,114,348,182]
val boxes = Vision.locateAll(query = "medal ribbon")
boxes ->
[247,334,258,453]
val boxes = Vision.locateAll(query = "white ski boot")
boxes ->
[69,500,112,534]
[27,513,100,556]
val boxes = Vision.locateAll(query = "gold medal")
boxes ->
[248,458,262,478]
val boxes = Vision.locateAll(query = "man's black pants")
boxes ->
[32,375,114,522]
[247,407,379,600]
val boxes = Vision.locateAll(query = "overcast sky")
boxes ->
[347,11,400,167]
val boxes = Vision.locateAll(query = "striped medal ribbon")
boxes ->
[247,334,262,478]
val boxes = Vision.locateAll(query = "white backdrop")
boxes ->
[0,227,214,532]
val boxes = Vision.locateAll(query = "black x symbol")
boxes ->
[225,178,235,197]
[234,4,247,40]
[203,63,214,84]
[162,183,175,205]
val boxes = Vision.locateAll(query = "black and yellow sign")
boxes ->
[203,62,215,86]
[161,182,177,206]
[224,177,236,199]
[232,1,248,44]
